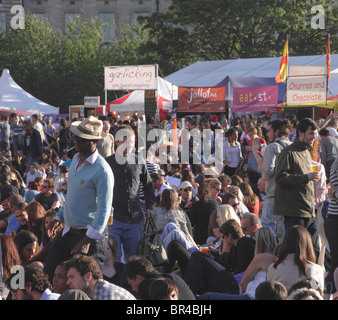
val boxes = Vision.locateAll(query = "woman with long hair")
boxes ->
[13,230,40,267]
[240,227,278,297]
[207,178,222,204]
[190,183,219,245]
[223,128,242,177]
[267,225,324,291]
[0,234,21,300]
[246,126,266,174]
[239,182,260,215]
[152,189,198,254]
[14,201,46,245]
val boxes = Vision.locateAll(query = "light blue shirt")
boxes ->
[56,150,114,239]
[40,288,60,300]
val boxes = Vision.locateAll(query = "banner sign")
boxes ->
[289,66,326,77]
[84,96,100,106]
[286,76,327,105]
[232,86,278,112]
[104,65,157,90]
[178,86,226,112]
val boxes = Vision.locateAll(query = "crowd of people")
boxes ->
[0,109,337,301]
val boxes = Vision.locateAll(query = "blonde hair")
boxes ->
[217,204,240,226]
[255,226,278,256]
[208,178,222,189]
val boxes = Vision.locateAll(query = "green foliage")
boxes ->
[0,13,151,114]
[0,4,337,114]
[142,0,338,74]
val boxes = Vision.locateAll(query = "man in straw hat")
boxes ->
[44,116,114,282]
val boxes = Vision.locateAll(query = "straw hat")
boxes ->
[70,116,103,140]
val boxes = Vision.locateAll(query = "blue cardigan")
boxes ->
[57,152,114,236]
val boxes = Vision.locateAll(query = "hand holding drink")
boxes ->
[309,164,320,181]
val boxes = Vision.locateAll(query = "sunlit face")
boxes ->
[2,199,11,213]
[52,265,69,294]
[44,216,53,237]
[115,134,135,156]
[266,125,276,143]
[210,184,221,198]
[21,241,38,262]
[231,131,238,142]
[15,209,29,225]
[298,127,318,147]
[30,165,37,174]
[66,267,89,291]
[228,197,239,213]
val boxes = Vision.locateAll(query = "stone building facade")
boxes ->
[1,0,172,39]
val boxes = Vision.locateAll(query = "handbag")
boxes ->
[139,216,168,267]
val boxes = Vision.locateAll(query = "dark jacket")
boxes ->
[23,128,43,159]
[105,154,155,223]
[274,139,315,218]
[219,236,256,275]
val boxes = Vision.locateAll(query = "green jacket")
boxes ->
[274,139,315,218]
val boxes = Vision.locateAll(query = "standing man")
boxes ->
[44,116,114,281]
[105,125,155,263]
[22,119,43,166]
[96,120,115,158]
[0,115,11,153]
[31,114,45,144]
[274,118,320,256]
[10,114,24,155]
[260,119,292,238]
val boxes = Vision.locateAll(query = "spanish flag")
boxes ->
[326,34,331,79]
[275,35,289,83]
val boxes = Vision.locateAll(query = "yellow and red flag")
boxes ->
[326,34,331,79]
[275,35,289,83]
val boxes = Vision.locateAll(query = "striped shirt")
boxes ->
[328,156,338,216]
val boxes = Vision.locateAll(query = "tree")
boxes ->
[142,0,338,75]
[0,14,152,114]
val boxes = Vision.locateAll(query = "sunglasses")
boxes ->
[242,225,254,232]
[232,203,239,208]
[182,188,192,192]
[41,185,49,189]
[72,134,87,144]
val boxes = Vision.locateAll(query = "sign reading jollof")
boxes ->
[178,86,226,112]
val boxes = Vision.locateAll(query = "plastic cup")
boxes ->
[199,247,209,255]
[311,164,320,181]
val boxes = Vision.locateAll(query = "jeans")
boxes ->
[261,198,285,238]
[108,219,144,264]
[183,251,239,295]
[283,216,320,259]
[161,223,198,255]
[324,215,338,292]
[44,227,108,282]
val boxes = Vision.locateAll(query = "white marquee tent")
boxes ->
[0,69,59,114]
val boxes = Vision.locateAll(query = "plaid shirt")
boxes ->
[93,279,136,300]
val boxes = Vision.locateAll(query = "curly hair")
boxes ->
[64,255,103,280]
